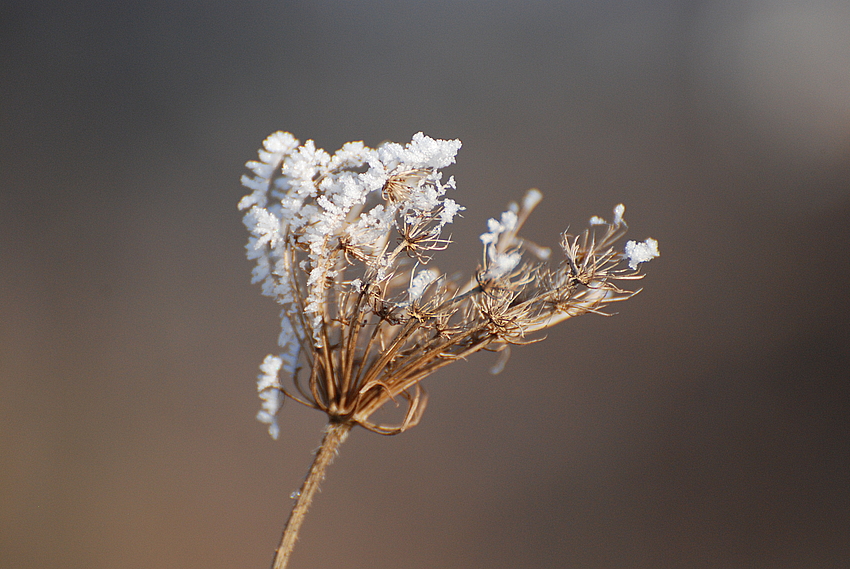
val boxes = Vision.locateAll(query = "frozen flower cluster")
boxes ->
[240,132,658,438]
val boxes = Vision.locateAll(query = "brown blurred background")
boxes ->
[2,1,849,568]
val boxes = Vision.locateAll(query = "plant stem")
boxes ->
[271,421,352,569]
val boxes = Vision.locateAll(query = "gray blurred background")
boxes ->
[2,1,848,568]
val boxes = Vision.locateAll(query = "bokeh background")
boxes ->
[2,1,849,568]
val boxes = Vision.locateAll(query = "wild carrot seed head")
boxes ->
[240,132,658,438]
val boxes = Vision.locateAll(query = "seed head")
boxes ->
[240,132,658,438]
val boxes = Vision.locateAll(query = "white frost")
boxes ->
[625,238,660,269]
[256,355,284,439]
[408,268,439,302]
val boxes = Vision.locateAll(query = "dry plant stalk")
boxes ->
[239,132,659,568]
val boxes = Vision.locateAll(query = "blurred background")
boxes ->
[2,1,848,568]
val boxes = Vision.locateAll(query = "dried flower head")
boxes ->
[239,132,658,439]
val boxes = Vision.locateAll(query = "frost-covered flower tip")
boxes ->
[240,132,658,438]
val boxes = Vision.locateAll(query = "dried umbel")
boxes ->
[240,131,658,438]
[239,132,657,568]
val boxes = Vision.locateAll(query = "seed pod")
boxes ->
[381,169,430,203]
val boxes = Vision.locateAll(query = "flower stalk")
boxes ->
[272,422,351,569]
[240,131,659,567]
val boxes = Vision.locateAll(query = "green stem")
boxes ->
[271,422,352,569]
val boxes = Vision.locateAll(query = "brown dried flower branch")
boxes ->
[239,132,659,568]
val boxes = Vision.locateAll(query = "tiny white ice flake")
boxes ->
[256,355,284,439]
[480,210,518,246]
[246,206,282,249]
[500,210,518,232]
[408,268,439,302]
[263,131,299,154]
[522,188,543,211]
[625,238,660,269]
[238,132,300,211]
[489,250,521,277]
[380,132,462,170]
[591,204,626,227]
[257,354,283,392]
[440,198,463,226]
[613,204,625,225]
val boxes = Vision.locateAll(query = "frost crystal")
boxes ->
[625,238,660,269]
[240,132,658,437]
[256,355,284,439]
[408,268,440,302]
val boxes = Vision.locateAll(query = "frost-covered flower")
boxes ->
[240,132,658,438]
